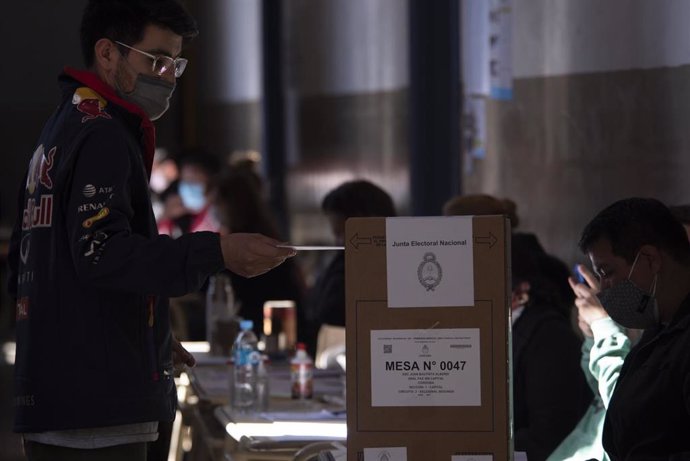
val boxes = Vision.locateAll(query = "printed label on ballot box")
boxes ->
[370,328,481,407]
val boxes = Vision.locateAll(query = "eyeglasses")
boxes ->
[115,41,188,78]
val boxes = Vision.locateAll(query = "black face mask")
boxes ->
[597,251,659,329]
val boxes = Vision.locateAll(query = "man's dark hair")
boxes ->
[579,197,690,265]
[212,168,280,238]
[322,180,397,218]
[81,0,198,68]
[511,233,574,317]
[670,204,690,225]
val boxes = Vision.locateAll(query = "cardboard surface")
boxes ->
[345,216,512,461]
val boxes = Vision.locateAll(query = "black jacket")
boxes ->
[230,258,304,339]
[300,252,345,357]
[512,305,592,461]
[7,68,224,432]
[603,293,690,460]
[306,252,345,328]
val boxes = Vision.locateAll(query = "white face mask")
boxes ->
[149,170,168,194]
[117,74,175,121]
[597,251,659,329]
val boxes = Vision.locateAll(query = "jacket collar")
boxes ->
[62,67,156,178]
[668,291,690,329]
[641,290,690,345]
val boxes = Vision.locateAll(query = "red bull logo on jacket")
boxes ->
[26,145,56,194]
[72,87,112,123]
[22,195,53,231]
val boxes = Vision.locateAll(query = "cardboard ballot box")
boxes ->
[345,216,512,461]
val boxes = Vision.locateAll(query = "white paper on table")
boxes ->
[370,328,481,407]
[363,446,407,461]
[386,217,474,308]
[258,409,343,421]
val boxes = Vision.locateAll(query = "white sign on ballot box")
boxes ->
[370,328,481,407]
[385,217,474,308]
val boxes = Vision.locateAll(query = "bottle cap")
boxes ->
[240,319,253,331]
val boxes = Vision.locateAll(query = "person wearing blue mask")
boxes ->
[7,1,296,460]
[158,150,221,237]
[177,152,217,214]
[577,197,690,460]
[157,151,222,342]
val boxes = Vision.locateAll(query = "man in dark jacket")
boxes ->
[578,197,690,460]
[6,1,295,459]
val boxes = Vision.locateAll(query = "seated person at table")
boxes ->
[157,149,220,236]
[303,180,397,357]
[509,236,592,460]
[211,167,305,341]
[577,197,690,459]
[547,263,636,461]
[444,194,591,461]
[158,151,222,339]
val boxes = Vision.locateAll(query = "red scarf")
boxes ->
[64,66,156,178]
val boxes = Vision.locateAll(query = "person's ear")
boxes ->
[639,244,662,273]
[93,38,119,73]
[511,281,531,308]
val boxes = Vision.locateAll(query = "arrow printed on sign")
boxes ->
[349,232,372,249]
[474,232,497,248]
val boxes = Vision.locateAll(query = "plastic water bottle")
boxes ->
[206,272,238,356]
[231,320,260,412]
[255,355,270,412]
[291,343,314,399]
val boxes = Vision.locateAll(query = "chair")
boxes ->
[292,441,345,461]
[315,325,346,370]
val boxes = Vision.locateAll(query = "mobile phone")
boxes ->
[573,264,586,284]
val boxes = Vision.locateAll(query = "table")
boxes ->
[215,401,345,461]
[178,344,346,461]
[176,345,526,461]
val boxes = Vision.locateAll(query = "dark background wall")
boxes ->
[3,2,690,275]
[1,1,86,233]
[461,0,690,266]
[0,0,187,233]
[503,68,690,265]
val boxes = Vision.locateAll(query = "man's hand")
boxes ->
[578,312,594,338]
[172,336,196,368]
[220,233,297,278]
[569,264,608,336]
